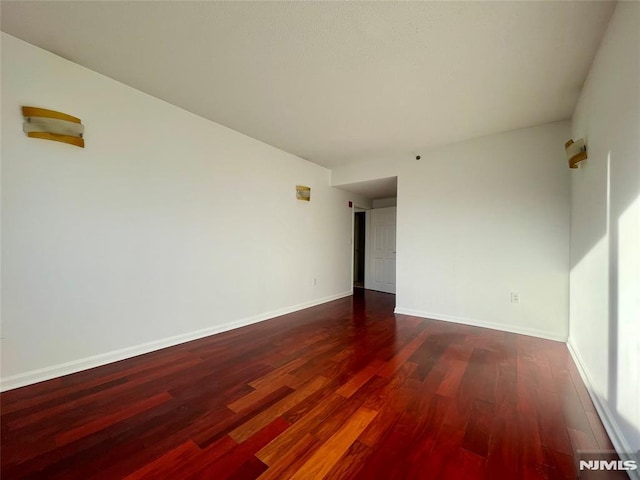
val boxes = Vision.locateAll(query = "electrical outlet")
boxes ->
[511,292,520,304]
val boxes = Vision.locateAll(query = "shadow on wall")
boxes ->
[610,190,640,449]
[570,149,640,451]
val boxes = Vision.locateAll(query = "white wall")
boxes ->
[372,197,397,209]
[568,1,640,456]
[0,34,366,389]
[333,121,571,341]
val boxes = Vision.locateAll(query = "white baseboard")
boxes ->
[393,307,568,342]
[567,340,639,480]
[0,291,352,392]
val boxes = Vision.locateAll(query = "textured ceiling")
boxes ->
[1,1,615,169]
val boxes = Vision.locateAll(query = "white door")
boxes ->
[367,207,396,294]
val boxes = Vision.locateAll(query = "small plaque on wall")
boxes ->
[296,185,310,201]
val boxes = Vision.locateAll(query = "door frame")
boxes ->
[364,210,372,290]
[365,206,397,294]
[351,206,368,293]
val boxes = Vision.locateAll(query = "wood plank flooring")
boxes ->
[1,290,617,479]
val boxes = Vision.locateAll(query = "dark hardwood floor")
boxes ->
[1,290,617,479]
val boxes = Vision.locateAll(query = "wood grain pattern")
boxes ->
[289,407,378,480]
[1,290,617,479]
[228,376,330,443]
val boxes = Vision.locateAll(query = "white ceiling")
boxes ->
[1,1,615,169]
[335,177,398,201]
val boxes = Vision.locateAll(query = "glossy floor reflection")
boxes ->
[1,289,614,479]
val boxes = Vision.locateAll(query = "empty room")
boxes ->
[1,1,638,479]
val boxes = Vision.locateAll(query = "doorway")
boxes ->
[353,211,366,288]
[351,203,396,294]
[367,206,396,294]
[337,176,397,295]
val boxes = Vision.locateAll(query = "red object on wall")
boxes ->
[348,201,353,208]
